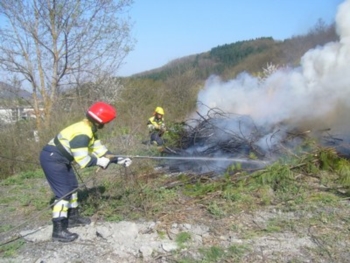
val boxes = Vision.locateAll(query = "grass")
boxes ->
[176,232,191,248]
[0,240,25,258]
[0,170,44,186]
[179,244,250,263]
[1,146,350,261]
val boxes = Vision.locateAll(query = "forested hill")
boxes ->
[131,20,338,82]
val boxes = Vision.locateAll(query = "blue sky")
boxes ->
[117,0,344,77]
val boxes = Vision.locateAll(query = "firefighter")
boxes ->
[147,106,166,146]
[39,101,132,242]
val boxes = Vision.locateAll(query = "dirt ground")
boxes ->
[1,173,350,263]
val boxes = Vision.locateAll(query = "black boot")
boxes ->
[52,218,78,242]
[68,208,91,228]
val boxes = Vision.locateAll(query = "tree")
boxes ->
[0,0,134,130]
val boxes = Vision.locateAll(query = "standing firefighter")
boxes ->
[39,102,132,242]
[147,106,166,146]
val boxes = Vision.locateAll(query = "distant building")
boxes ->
[0,107,43,123]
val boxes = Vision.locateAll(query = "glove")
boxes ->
[97,157,110,169]
[117,157,132,167]
[159,123,166,133]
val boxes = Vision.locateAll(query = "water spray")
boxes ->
[121,155,270,165]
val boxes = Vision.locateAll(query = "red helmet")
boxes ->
[87,102,116,124]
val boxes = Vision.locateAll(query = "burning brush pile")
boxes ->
[163,107,349,176]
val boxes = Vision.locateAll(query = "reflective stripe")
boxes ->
[87,111,103,123]
[52,200,69,219]
[92,148,108,157]
[93,140,103,146]
[72,148,89,157]
[47,119,109,168]
[76,155,91,168]
[69,192,78,208]
[56,135,74,156]
[72,148,91,168]
[48,138,55,146]
[91,140,108,157]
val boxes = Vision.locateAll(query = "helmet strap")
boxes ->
[86,114,103,131]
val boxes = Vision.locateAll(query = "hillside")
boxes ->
[0,82,32,105]
[131,20,337,82]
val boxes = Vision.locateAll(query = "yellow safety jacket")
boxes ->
[147,116,165,132]
[49,119,108,168]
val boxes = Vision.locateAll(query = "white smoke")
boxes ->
[196,0,350,135]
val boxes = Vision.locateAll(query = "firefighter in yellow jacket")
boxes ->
[39,102,132,242]
[147,107,166,146]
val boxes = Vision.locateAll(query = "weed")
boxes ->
[0,239,25,258]
[105,214,123,222]
[176,232,191,248]
[157,230,166,239]
[253,162,294,191]
[207,201,226,217]
[0,224,13,233]
[198,246,224,262]
[19,170,44,180]
[184,182,219,197]
[264,218,282,233]
[222,185,243,201]
[309,192,339,204]
[227,244,250,260]
[336,159,350,187]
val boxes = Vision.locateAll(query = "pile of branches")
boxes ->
[165,108,345,175]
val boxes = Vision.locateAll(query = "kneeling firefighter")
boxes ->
[39,102,132,242]
[147,106,166,146]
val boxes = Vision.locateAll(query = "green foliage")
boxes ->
[210,37,275,68]
[183,181,219,197]
[1,170,43,185]
[157,230,167,239]
[175,232,191,248]
[227,244,250,260]
[226,162,242,173]
[180,244,249,263]
[18,170,44,180]
[309,192,339,204]
[207,201,226,217]
[135,21,336,85]
[0,239,25,258]
[317,148,338,171]
[0,120,41,179]
[198,246,225,262]
[221,185,244,201]
[335,159,350,187]
[163,122,188,148]
[264,218,282,233]
[253,162,294,191]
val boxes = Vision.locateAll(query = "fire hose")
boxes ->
[105,154,270,165]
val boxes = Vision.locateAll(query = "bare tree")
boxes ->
[0,0,134,130]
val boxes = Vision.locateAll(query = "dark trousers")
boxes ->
[40,145,78,201]
[150,131,164,146]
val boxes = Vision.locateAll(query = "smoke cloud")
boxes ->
[172,0,350,173]
[196,0,350,136]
